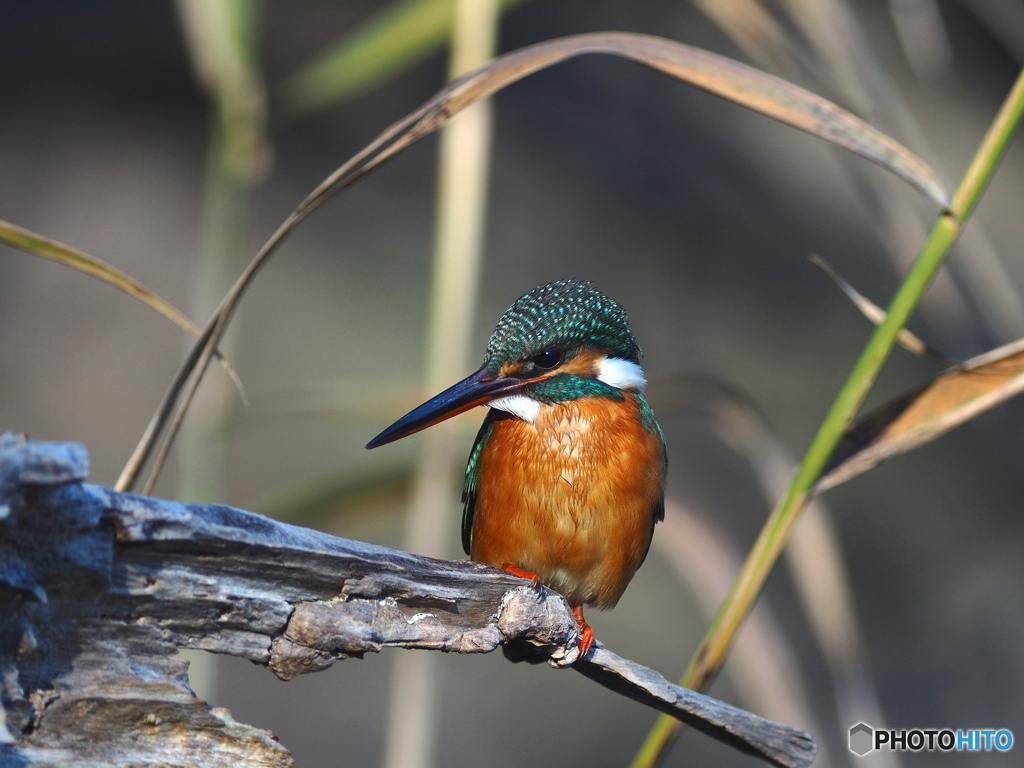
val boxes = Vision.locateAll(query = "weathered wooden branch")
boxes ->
[0,434,816,767]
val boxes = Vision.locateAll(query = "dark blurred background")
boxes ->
[1,1,1023,766]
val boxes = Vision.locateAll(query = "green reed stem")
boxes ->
[631,66,1024,768]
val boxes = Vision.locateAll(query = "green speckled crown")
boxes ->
[483,280,640,373]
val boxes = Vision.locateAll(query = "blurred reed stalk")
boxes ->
[382,3,499,768]
[632,67,1024,768]
[651,374,896,766]
[711,393,899,768]
[273,0,529,126]
[175,0,267,502]
[653,500,826,757]
[174,0,269,698]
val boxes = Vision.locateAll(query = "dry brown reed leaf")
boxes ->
[0,218,246,403]
[395,32,948,206]
[819,338,1024,491]
[1,218,198,335]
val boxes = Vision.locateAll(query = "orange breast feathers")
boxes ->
[468,393,666,609]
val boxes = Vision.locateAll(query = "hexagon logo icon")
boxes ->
[849,723,874,757]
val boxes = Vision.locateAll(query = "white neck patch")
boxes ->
[597,356,646,391]
[488,394,542,423]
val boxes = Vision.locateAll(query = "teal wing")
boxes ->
[636,393,667,571]
[461,411,497,555]
[637,392,667,524]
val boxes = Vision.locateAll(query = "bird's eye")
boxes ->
[530,348,563,371]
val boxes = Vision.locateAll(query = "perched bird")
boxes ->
[366,280,666,657]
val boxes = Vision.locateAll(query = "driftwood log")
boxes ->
[0,433,816,767]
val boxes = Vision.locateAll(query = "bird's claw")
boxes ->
[499,564,595,660]
[501,562,544,592]
[572,605,595,659]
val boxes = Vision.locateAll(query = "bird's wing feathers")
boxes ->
[653,495,665,524]
[462,411,497,555]
[637,393,667,525]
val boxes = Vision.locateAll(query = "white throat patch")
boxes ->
[488,394,542,423]
[597,356,647,391]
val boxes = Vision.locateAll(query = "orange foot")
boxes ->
[572,605,595,658]
[501,562,543,591]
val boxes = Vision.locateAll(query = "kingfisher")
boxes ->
[366,280,666,658]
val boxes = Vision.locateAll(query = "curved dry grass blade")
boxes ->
[121,30,951,493]
[1,218,199,335]
[0,217,247,405]
[809,253,960,367]
[115,88,425,492]
[114,103,427,492]
[403,32,948,206]
[819,337,1024,491]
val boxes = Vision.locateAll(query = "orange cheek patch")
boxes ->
[497,361,525,378]
[558,348,604,377]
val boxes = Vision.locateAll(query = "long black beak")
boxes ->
[366,365,530,449]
